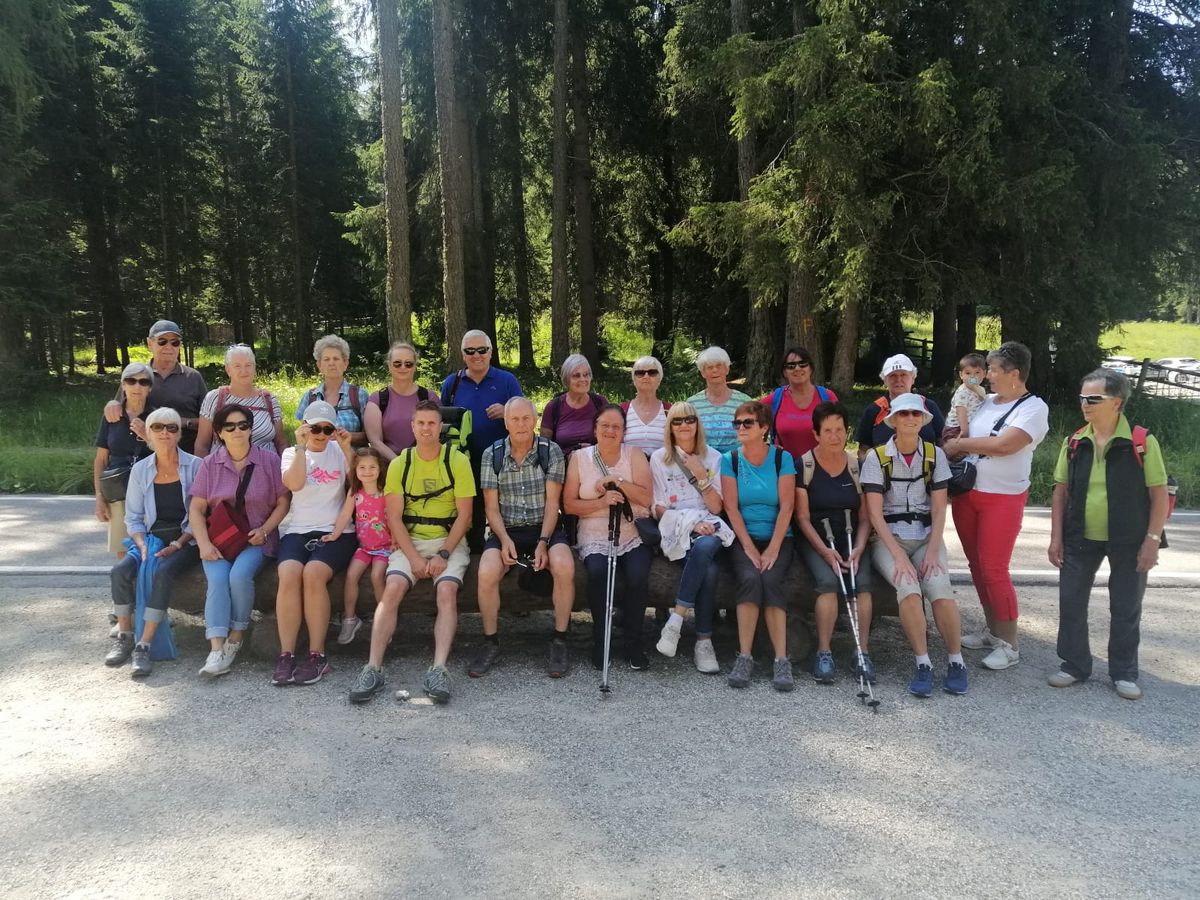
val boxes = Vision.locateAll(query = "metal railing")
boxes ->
[1127,358,1200,401]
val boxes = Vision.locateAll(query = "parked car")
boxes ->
[1102,356,1141,378]
[1155,357,1200,385]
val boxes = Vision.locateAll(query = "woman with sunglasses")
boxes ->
[623,356,670,456]
[650,402,729,673]
[104,408,202,678]
[95,363,158,557]
[541,354,608,457]
[721,401,797,691]
[942,341,1049,672]
[1046,369,1168,701]
[760,346,838,461]
[189,404,290,677]
[564,404,654,670]
[365,341,437,460]
[194,344,286,456]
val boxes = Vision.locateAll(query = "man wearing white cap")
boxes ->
[854,354,945,454]
[860,392,968,698]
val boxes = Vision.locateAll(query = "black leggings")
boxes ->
[584,544,652,651]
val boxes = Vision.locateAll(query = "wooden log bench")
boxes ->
[163,552,900,662]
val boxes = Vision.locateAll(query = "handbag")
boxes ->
[207,462,256,559]
[634,516,662,548]
[99,461,133,503]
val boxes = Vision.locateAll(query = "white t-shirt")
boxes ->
[280,443,348,534]
[968,394,1050,495]
[650,446,723,512]
[624,403,668,456]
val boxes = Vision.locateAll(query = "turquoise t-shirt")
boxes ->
[721,447,796,541]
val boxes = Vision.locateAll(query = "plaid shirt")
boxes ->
[189,445,287,556]
[479,437,565,528]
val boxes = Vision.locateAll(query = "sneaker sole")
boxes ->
[773,681,795,692]
[104,657,131,667]
[982,656,1020,671]
[425,690,450,703]
[728,680,750,689]
[130,668,151,678]
[295,666,331,686]
[349,687,382,704]
[909,686,934,698]
[943,685,969,695]
[813,674,835,685]
[200,667,231,678]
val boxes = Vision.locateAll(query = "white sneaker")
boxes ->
[961,627,996,650]
[1114,680,1142,700]
[694,639,719,674]
[1048,670,1081,688]
[656,620,682,658]
[199,650,228,677]
[981,639,1020,670]
[221,640,241,671]
[337,616,362,645]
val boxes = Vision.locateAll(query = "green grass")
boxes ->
[1099,321,1200,362]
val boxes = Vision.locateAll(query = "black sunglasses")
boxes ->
[391,360,416,369]
[307,424,336,435]
[463,346,491,356]
[220,420,252,433]
[671,415,698,426]
[633,369,659,378]
[783,360,812,370]
[123,377,153,387]
[155,338,182,347]
[731,418,759,429]
[149,423,180,433]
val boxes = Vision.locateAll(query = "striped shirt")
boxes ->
[200,388,282,450]
[479,437,565,528]
[687,389,751,455]
[623,402,668,456]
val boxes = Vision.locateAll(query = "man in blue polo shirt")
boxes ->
[441,329,524,549]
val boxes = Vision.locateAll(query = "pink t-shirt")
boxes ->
[760,386,839,460]
[353,490,391,552]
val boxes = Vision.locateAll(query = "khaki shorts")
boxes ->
[106,501,128,554]
[387,537,470,586]
[870,536,954,602]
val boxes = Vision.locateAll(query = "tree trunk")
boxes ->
[956,301,977,357]
[504,44,534,370]
[785,264,823,380]
[549,0,571,365]
[282,31,310,363]
[433,0,469,367]
[830,297,860,394]
[931,299,957,385]
[651,148,677,362]
[377,0,413,344]
[570,23,599,365]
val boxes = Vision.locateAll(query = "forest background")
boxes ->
[2,0,1199,500]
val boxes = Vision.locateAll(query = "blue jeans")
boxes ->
[202,545,266,639]
[673,535,723,637]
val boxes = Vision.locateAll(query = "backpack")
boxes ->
[547,392,605,431]
[730,446,784,479]
[1067,425,1177,521]
[215,386,274,428]
[436,370,473,452]
[799,449,860,491]
[375,385,431,416]
[303,383,365,421]
[872,441,936,493]
[491,437,553,477]
[770,385,830,443]
[396,444,458,529]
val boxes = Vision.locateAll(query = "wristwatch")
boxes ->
[537,536,551,544]
[1146,532,1161,543]
[437,549,451,560]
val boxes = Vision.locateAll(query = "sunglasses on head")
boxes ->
[783,360,811,370]
[1079,394,1110,406]
[155,338,182,347]
[220,420,251,433]
[149,423,180,433]
[732,418,759,429]
[391,359,416,369]
[463,346,491,356]
[123,377,152,387]
[307,424,336,435]
[671,415,698,426]
[633,369,659,378]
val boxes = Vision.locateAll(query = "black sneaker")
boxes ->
[546,639,570,678]
[467,640,500,678]
[105,632,135,667]
[349,665,386,704]
[626,647,650,671]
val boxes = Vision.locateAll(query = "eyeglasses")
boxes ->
[1079,394,1111,406]
[671,416,698,426]
[149,423,180,433]
[571,371,592,379]
[123,377,152,386]
[633,369,659,378]
[304,538,323,551]
[893,409,923,418]
[155,338,182,347]
[731,418,758,430]
[307,424,336,435]
[220,420,252,433]
[783,360,811,370]
[391,360,416,369]
[463,347,491,356]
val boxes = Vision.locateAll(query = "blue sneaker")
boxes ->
[854,652,877,684]
[944,661,969,695]
[812,650,836,684]
[908,663,934,698]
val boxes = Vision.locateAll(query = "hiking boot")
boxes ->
[199,650,229,677]
[271,652,296,686]
[981,639,1020,671]
[854,652,877,684]
[908,663,934,698]
[130,643,153,678]
[627,646,650,671]
[656,620,682,658]
[693,639,719,674]
[467,641,500,678]
[349,665,386,704]
[423,664,451,703]
[1048,670,1082,689]
[293,652,331,685]
[772,657,795,692]
[728,653,754,689]
[960,626,995,650]
[1114,680,1142,700]
[943,661,970,695]
[336,616,363,645]
[105,632,135,667]
[812,650,836,684]
[546,639,570,678]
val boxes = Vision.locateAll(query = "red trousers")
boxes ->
[952,489,1028,621]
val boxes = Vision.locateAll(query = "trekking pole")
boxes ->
[842,509,879,712]
[600,503,621,697]
[821,519,876,712]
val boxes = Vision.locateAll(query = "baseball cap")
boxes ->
[148,320,183,339]
[879,354,917,379]
[303,400,338,426]
[883,392,933,428]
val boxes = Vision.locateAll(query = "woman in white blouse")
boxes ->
[622,355,669,456]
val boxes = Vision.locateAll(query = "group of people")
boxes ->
[95,321,1170,705]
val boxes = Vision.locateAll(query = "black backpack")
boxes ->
[491,437,553,477]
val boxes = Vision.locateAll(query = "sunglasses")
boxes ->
[633,369,659,378]
[893,409,924,418]
[783,360,811,370]
[1079,394,1110,406]
[731,418,759,429]
[463,347,491,356]
[391,360,416,369]
[155,338,182,347]
[670,416,698,426]
[307,424,336,435]
[123,377,152,387]
[220,420,252,433]
[149,423,180,433]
